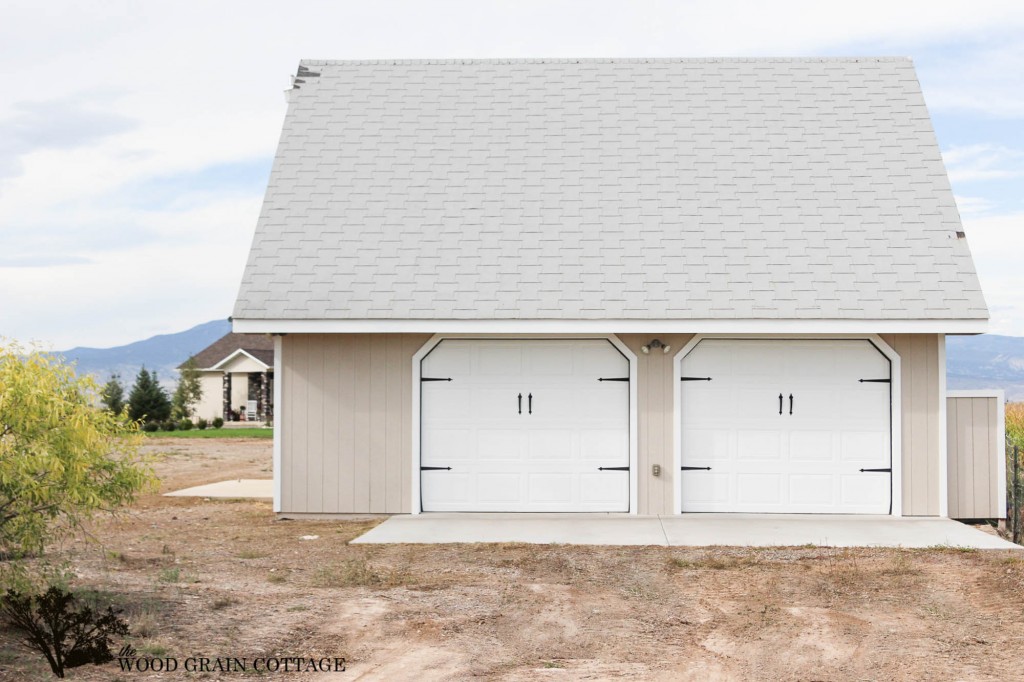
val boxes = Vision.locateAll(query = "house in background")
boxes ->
[233,58,1000,520]
[182,333,274,423]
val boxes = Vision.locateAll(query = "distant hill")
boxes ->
[55,319,231,388]
[948,334,1024,401]
[51,323,1024,400]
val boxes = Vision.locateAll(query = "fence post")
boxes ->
[1014,445,1020,545]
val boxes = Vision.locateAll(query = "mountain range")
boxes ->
[54,320,1024,400]
[55,319,231,388]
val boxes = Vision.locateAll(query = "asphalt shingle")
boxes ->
[233,57,988,322]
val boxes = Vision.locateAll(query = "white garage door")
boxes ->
[680,339,891,514]
[420,339,630,512]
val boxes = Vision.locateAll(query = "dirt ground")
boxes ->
[2,438,1024,680]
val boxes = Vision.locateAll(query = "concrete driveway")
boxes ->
[351,513,1021,549]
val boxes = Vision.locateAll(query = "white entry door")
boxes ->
[420,339,630,512]
[680,339,891,514]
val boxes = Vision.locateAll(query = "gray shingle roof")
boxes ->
[233,57,988,322]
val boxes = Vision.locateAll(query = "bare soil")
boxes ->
[2,438,1023,680]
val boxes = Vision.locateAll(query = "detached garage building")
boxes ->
[233,58,990,519]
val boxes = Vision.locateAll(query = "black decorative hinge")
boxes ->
[680,466,712,471]
[859,467,892,473]
[598,466,630,471]
[420,466,452,471]
[858,378,891,383]
[680,376,712,382]
[598,377,629,382]
[421,377,452,382]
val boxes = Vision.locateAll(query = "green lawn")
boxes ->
[144,428,273,439]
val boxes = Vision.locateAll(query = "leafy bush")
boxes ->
[142,422,160,433]
[1007,403,1024,449]
[196,418,208,430]
[161,421,177,432]
[0,342,152,555]
[212,417,224,429]
[0,585,130,678]
[178,419,193,431]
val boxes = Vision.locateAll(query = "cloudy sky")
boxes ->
[2,1,1023,349]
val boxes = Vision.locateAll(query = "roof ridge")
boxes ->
[297,56,912,67]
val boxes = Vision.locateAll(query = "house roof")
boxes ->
[233,57,988,325]
[183,333,274,370]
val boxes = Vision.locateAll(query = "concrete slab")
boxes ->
[164,479,272,499]
[659,514,1021,549]
[351,513,1021,549]
[351,513,668,546]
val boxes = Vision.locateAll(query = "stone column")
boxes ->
[222,373,232,421]
[255,373,264,421]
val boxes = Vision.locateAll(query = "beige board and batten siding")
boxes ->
[878,334,942,516]
[946,391,1006,519]
[617,334,694,515]
[279,333,430,515]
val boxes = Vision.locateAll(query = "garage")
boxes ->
[420,339,631,512]
[679,339,892,514]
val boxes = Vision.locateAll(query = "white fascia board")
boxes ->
[209,348,271,371]
[233,318,989,335]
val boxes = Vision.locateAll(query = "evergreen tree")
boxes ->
[99,373,125,414]
[127,368,171,423]
[171,358,203,420]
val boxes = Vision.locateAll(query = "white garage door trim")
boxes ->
[672,334,903,517]
[411,334,638,515]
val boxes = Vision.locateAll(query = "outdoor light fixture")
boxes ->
[640,339,671,355]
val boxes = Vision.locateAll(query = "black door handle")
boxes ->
[789,394,793,415]
[518,393,522,414]
[779,393,783,415]
[528,393,533,414]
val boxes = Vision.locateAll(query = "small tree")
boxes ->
[1,585,130,678]
[171,358,203,420]
[127,367,170,424]
[0,342,152,555]
[99,374,125,414]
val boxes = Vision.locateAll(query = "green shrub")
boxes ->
[161,421,177,432]
[178,419,193,431]
[143,422,160,433]
[196,418,208,430]
[212,417,224,429]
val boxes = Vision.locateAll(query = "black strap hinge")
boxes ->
[858,378,891,383]
[680,376,712,382]
[598,377,629,382]
[421,377,452,382]
[598,466,630,471]
[680,466,712,471]
[859,467,891,473]
[420,466,452,471]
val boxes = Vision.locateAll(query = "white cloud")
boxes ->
[943,144,1024,183]
[962,211,1024,335]
[2,0,1024,346]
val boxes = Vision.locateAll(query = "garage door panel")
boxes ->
[840,431,888,463]
[527,473,575,503]
[526,430,575,460]
[581,430,629,461]
[580,473,628,504]
[788,474,834,505]
[477,346,523,375]
[683,429,729,464]
[681,473,730,506]
[737,430,783,460]
[422,429,475,463]
[422,472,474,505]
[681,338,891,514]
[422,339,630,512]
[737,474,784,504]
[476,430,523,459]
[475,474,523,503]
[789,431,835,462]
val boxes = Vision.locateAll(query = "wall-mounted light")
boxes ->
[640,339,671,355]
